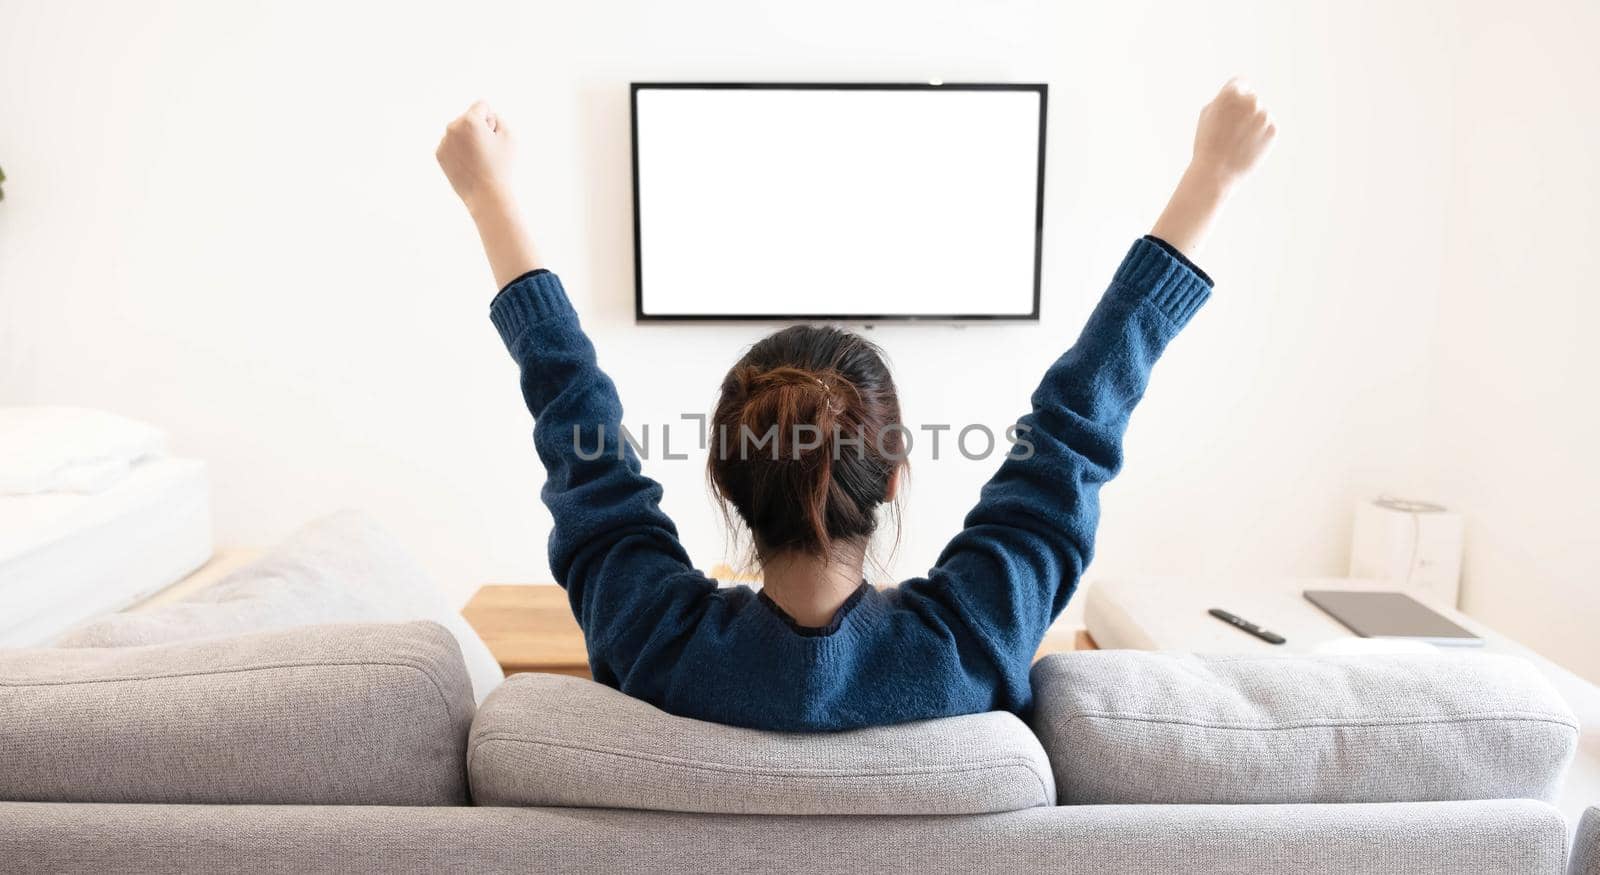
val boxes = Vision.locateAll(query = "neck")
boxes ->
[759,542,867,628]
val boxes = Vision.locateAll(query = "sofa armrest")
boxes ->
[1030,651,1579,805]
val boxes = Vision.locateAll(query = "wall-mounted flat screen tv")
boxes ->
[631,83,1047,321]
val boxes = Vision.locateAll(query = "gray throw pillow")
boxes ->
[56,510,503,702]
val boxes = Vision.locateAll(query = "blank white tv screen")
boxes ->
[632,84,1046,320]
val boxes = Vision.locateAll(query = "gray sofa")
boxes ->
[1,621,1592,874]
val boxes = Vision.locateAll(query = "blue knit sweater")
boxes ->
[489,237,1211,731]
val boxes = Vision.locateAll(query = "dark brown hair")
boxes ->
[708,325,907,560]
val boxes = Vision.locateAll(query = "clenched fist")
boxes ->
[1149,78,1279,258]
[437,100,543,288]
[436,100,516,213]
[1190,79,1277,188]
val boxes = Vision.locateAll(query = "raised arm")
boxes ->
[902,80,1276,695]
[436,102,712,685]
[435,101,545,288]
[1151,78,1278,259]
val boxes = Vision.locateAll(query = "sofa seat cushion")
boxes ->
[468,673,1055,815]
[1029,651,1579,805]
[0,621,474,805]
[0,799,1572,875]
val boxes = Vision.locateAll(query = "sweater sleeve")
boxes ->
[903,237,1211,693]
[489,271,713,685]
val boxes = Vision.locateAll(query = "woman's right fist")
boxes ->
[436,100,516,212]
[1190,79,1277,188]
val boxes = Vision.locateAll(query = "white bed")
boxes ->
[0,457,212,646]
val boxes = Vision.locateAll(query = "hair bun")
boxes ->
[709,325,905,559]
[740,366,855,421]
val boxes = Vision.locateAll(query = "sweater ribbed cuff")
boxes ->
[488,270,580,350]
[1112,237,1213,329]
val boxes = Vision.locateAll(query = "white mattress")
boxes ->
[0,457,211,646]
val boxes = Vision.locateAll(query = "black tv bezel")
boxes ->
[630,82,1048,323]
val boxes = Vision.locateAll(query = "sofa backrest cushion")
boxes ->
[468,673,1055,815]
[0,621,474,805]
[1029,651,1578,805]
[1572,805,1600,875]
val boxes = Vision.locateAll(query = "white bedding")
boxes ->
[0,407,167,495]
[0,457,211,645]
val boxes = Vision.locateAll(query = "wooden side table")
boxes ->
[462,585,590,678]
[462,584,1096,679]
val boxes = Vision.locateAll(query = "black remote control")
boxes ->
[1208,608,1286,645]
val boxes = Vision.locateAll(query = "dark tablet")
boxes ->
[1304,590,1483,647]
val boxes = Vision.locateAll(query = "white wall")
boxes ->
[2,1,1583,676]
[1420,0,1600,681]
